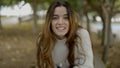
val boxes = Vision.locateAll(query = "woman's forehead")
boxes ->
[54,6,68,15]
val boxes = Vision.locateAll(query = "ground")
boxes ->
[0,23,120,68]
[91,31,120,68]
[0,23,37,68]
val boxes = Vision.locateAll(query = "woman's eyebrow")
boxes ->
[53,13,68,17]
[53,14,58,17]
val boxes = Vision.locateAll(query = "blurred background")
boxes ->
[0,0,120,68]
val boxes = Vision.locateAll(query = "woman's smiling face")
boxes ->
[51,6,69,39]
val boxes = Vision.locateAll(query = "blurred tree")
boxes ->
[67,0,93,34]
[16,1,25,24]
[23,0,54,33]
[23,0,40,33]
[82,0,92,34]
[85,0,120,63]
[0,0,20,29]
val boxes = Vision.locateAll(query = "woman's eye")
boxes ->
[52,16,58,20]
[64,16,68,19]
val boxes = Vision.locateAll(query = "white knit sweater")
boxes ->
[52,29,94,68]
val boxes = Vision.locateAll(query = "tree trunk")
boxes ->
[31,0,38,33]
[0,14,2,29]
[18,17,22,24]
[17,6,22,25]
[85,11,91,34]
[101,6,112,63]
[101,17,105,46]
[79,11,84,26]
[0,6,2,29]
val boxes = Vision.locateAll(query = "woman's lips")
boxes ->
[56,26,66,30]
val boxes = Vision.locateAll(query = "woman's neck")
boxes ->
[55,35,66,40]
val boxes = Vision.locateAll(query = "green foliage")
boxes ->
[115,0,120,10]
[90,0,101,6]
[66,0,84,12]
[0,0,20,6]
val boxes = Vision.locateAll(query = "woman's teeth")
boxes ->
[57,27,65,30]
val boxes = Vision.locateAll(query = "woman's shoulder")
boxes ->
[77,28,89,37]
[76,28,91,47]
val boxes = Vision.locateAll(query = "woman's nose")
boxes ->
[58,18,64,24]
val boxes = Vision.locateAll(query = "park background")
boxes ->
[0,0,120,68]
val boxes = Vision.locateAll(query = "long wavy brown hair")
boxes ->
[36,0,82,68]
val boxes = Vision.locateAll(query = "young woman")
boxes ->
[36,0,94,68]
